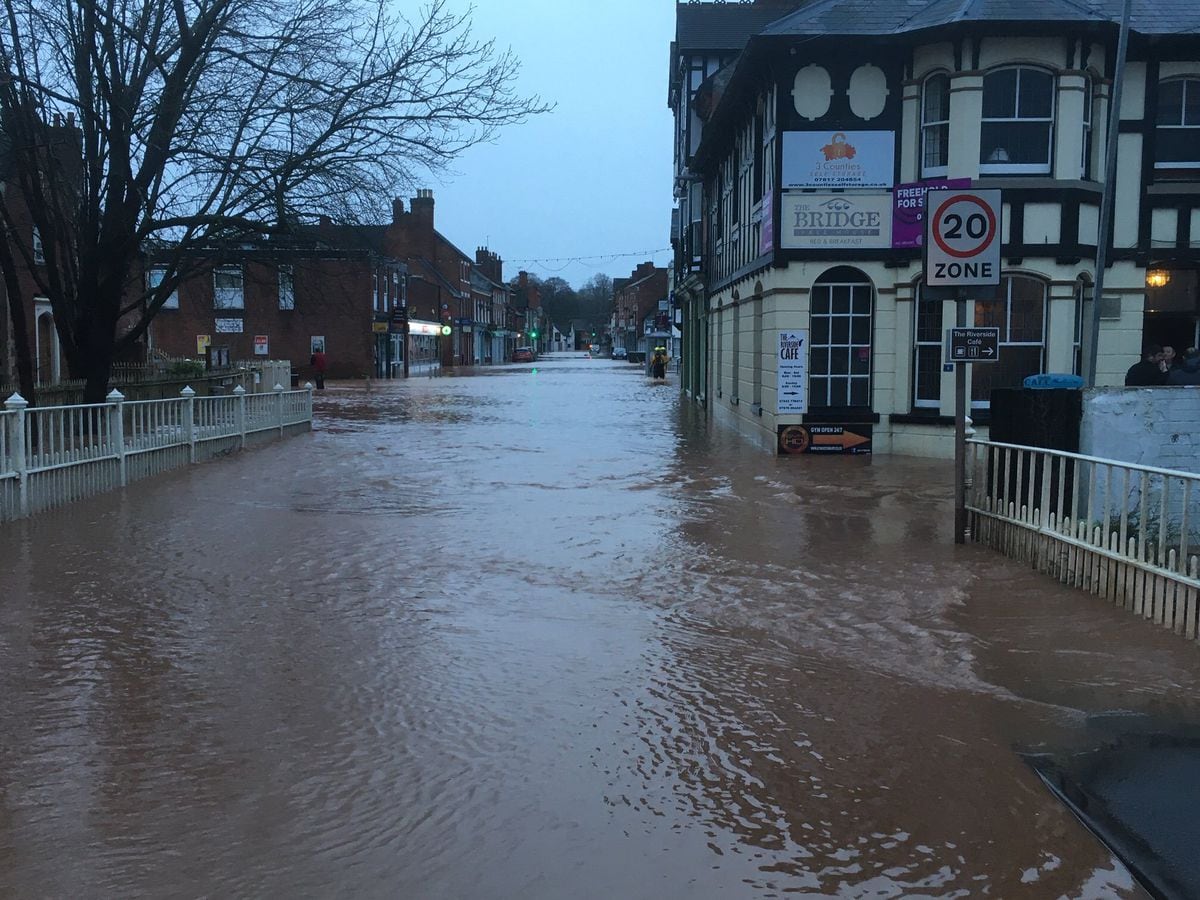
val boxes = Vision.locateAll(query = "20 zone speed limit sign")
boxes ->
[924,189,1002,287]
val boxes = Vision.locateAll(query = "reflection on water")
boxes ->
[0,357,1193,897]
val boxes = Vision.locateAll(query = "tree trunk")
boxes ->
[79,327,115,404]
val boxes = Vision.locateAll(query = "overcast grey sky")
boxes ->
[426,1,677,289]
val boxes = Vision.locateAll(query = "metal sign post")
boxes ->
[925,189,1002,544]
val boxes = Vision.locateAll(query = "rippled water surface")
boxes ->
[2,356,1198,897]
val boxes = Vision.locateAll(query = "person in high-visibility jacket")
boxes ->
[650,347,667,381]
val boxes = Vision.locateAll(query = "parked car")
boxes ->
[612,347,628,360]
[512,347,534,363]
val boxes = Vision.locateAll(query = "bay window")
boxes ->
[971,275,1047,407]
[921,73,950,178]
[1155,77,1200,169]
[913,287,943,409]
[980,67,1055,175]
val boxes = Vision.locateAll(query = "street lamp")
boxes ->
[1146,269,1171,289]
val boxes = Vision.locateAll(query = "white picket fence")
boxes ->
[0,384,313,522]
[967,439,1200,639]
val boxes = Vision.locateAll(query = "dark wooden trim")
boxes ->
[1138,62,1160,254]
[708,257,773,295]
[1061,199,1081,253]
[1180,205,1193,250]
[1009,199,1025,247]
[804,409,881,425]
[890,412,955,426]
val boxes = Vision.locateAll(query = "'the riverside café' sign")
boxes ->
[781,193,892,250]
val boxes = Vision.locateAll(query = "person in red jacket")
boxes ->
[310,345,328,390]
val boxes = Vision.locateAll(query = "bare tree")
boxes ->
[0,0,546,401]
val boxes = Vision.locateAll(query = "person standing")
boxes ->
[1125,345,1167,386]
[650,347,667,382]
[311,345,328,390]
[1160,345,1178,376]
[1167,347,1200,385]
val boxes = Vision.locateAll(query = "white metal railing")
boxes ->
[1,382,313,522]
[967,439,1200,639]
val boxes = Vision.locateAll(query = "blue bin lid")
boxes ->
[1023,373,1084,390]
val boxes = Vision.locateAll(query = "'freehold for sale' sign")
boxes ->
[781,194,892,250]
[892,179,971,249]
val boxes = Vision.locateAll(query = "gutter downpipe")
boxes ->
[1085,0,1133,388]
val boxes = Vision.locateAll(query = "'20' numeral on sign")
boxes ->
[942,213,988,241]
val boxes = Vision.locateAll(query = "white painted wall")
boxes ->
[1081,387,1200,473]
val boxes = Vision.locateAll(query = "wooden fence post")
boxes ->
[5,393,28,518]
[106,389,126,487]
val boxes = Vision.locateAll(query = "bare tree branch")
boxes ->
[0,0,548,399]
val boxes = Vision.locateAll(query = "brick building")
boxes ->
[612,262,669,356]
[146,241,388,380]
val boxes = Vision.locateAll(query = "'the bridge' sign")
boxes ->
[924,189,1002,287]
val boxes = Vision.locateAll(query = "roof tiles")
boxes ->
[760,0,1200,36]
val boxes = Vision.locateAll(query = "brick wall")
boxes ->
[149,254,375,380]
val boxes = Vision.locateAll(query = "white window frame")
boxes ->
[809,274,874,410]
[32,226,44,265]
[147,267,179,310]
[971,275,1047,409]
[1154,76,1200,170]
[1081,75,1095,178]
[979,67,1056,175]
[913,285,943,409]
[213,265,244,310]
[279,265,295,310]
[921,72,951,179]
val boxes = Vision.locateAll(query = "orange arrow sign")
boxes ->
[812,430,870,450]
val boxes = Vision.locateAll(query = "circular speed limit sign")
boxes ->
[924,189,1002,287]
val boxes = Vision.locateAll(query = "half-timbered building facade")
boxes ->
[671,0,1200,456]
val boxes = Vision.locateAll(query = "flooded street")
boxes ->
[3,356,1200,898]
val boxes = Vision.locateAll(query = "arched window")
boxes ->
[921,73,950,178]
[979,67,1055,175]
[1155,76,1200,169]
[810,267,873,410]
[971,275,1047,407]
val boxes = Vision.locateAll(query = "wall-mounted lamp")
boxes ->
[1146,269,1171,289]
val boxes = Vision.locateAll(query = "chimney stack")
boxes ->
[392,197,405,224]
[411,189,434,232]
[475,247,503,283]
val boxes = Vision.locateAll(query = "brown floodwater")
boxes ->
[1,355,1198,898]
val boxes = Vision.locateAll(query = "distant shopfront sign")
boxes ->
[892,178,971,248]
[781,193,892,250]
[782,131,895,189]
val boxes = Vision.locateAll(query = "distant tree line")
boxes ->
[513,273,613,336]
[0,0,546,403]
